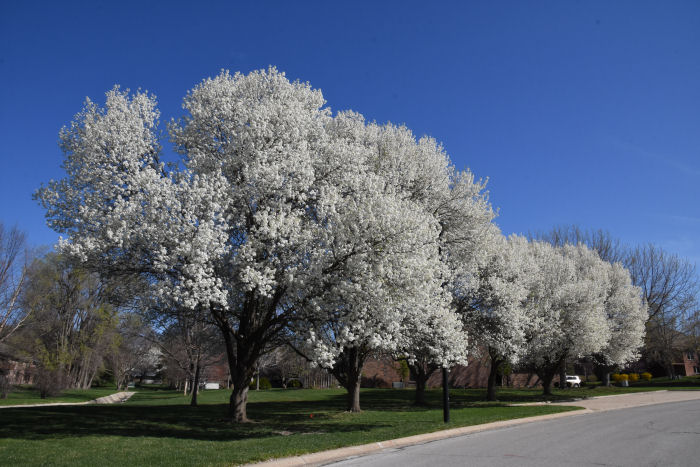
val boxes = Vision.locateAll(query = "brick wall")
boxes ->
[425,353,540,389]
[361,357,402,388]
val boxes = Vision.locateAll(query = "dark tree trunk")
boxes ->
[442,367,450,423]
[228,340,256,422]
[187,361,195,395]
[536,356,566,395]
[230,379,250,422]
[559,358,568,391]
[330,346,366,412]
[410,360,438,406]
[190,354,201,407]
[414,365,428,406]
[538,363,560,396]
[593,360,614,387]
[216,320,253,422]
[347,376,361,413]
[209,287,286,423]
[487,353,503,402]
[541,372,554,396]
[666,363,675,379]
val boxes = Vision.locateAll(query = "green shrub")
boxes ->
[91,369,115,388]
[586,374,598,383]
[628,373,639,382]
[249,377,272,390]
[288,379,302,389]
[641,372,652,382]
[398,359,410,382]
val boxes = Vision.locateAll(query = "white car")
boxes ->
[565,375,581,388]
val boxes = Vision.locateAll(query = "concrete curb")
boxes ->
[251,390,700,466]
[251,408,592,466]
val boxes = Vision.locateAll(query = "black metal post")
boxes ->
[442,367,450,423]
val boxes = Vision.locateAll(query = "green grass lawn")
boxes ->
[0,386,119,406]
[631,374,700,388]
[2,377,697,466]
[0,387,580,466]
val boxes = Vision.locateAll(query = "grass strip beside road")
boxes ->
[0,388,579,466]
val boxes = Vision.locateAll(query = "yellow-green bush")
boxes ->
[611,373,629,383]
[628,373,639,382]
[641,372,653,381]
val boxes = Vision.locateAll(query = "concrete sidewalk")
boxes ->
[544,389,700,411]
[0,391,135,409]
[252,390,700,467]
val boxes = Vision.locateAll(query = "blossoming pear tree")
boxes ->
[459,231,535,401]
[356,116,494,407]
[37,67,496,420]
[519,241,611,395]
[592,261,648,385]
[38,68,365,422]
[291,111,489,411]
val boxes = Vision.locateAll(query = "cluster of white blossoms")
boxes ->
[461,227,647,384]
[517,241,647,373]
[36,68,646,406]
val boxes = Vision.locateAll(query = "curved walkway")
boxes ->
[0,391,135,409]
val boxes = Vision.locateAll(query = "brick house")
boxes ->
[360,353,540,389]
[673,350,700,377]
[0,344,34,385]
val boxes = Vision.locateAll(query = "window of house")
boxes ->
[687,352,695,360]
[695,366,700,375]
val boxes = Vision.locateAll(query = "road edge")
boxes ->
[251,408,591,467]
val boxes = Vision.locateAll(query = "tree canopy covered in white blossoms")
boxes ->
[459,230,535,399]
[37,67,647,419]
[519,241,646,394]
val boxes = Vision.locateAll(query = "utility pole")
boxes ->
[442,367,450,423]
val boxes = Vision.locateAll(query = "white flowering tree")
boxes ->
[519,242,610,395]
[459,231,534,401]
[36,68,378,422]
[290,112,488,411]
[398,305,469,405]
[592,261,648,385]
[36,67,497,418]
[361,116,494,407]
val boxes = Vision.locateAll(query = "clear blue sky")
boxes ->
[1,1,698,266]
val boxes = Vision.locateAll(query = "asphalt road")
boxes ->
[331,400,700,467]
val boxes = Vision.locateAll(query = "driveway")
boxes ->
[538,389,700,412]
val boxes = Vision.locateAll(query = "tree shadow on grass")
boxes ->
[0,400,390,442]
[0,388,553,443]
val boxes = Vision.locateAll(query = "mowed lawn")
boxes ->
[2,377,698,466]
[0,387,580,466]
